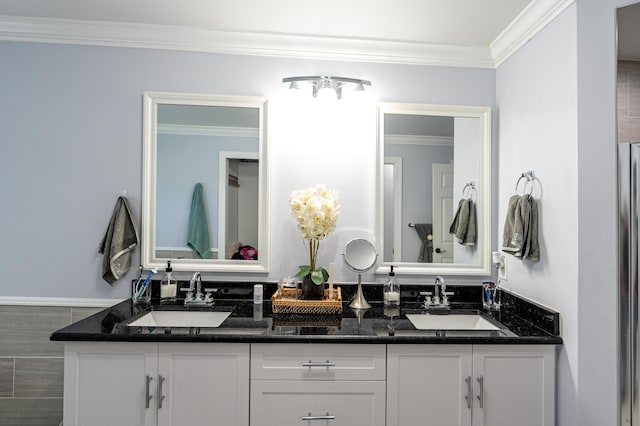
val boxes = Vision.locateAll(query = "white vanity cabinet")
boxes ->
[387,344,556,426]
[249,343,386,426]
[63,342,250,426]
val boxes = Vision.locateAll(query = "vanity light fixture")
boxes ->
[282,76,371,100]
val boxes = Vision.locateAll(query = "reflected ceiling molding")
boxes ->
[158,124,259,138]
[385,134,454,146]
[282,75,371,100]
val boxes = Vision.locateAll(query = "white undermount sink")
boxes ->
[128,311,231,328]
[406,314,501,331]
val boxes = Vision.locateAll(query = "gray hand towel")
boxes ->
[512,195,532,258]
[502,194,522,254]
[462,200,477,246]
[413,223,433,263]
[99,196,139,285]
[522,195,540,262]
[450,199,470,243]
[449,199,466,236]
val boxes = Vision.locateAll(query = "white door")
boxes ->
[432,163,454,263]
[157,343,250,426]
[387,345,473,426]
[472,345,556,426]
[63,342,158,426]
[250,380,386,426]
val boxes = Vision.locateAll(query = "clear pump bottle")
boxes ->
[383,265,400,307]
[160,260,177,302]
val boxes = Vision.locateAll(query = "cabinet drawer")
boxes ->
[251,343,386,381]
[250,380,386,426]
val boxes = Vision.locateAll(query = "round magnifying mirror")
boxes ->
[343,238,377,272]
[343,238,377,309]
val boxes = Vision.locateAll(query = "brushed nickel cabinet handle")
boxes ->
[158,374,166,409]
[302,413,336,421]
[302,360,335,367]
[465,376,472,409]
[477,375,484,408]
[145,374,153,409]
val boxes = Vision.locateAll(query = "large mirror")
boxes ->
[142,92,269,273]
[375,102,491,275]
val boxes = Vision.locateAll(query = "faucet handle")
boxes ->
[203,288,218,304]
[442,291,454,305]
[419,291,433,307]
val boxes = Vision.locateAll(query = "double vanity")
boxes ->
[51,283,560,426]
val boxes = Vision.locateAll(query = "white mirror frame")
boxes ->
[375,102,491,276]
[142,91,269,273]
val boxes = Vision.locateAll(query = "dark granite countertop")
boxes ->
[51,283,562,345]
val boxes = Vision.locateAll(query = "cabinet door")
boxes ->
[250,380,385,426]
[157,343,249,426]
[63,342,158,426]
[472,345,555,426]
[387,345,473,426]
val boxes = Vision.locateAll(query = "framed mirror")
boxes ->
[375,102,491,275]
[142,92,269,273]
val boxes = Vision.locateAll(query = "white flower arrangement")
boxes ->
[289,185,340,284]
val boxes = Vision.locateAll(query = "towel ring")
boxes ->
[515,171,535,196]
[462,182,476,200]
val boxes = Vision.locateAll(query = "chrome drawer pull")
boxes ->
[302,360,335,368]
[302,412,336,421]
[145,374,153,409]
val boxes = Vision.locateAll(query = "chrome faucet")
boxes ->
[182,272,212,306]
[421,276,452,309]
[434,276,445,304]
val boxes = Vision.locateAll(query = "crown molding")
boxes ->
[491,0,576,67]
[0,15,495,68]
[0,1,576,70]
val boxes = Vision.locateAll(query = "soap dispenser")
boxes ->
[383,265,400,307]
[160,260,177,303]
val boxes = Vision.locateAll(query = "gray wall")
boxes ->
[497,1,622,425]
[575,1,620,425]
[0,41,496,300]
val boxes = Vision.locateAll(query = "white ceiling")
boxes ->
[0,0,579,68]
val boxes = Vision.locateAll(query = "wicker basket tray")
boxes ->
[271,287,343,315]
[271,313,342,328]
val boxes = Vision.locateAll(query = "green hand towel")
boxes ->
[187,183,212,259]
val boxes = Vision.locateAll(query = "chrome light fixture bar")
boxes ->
[282,76,371,99]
